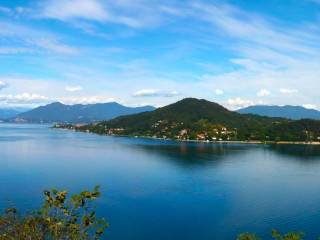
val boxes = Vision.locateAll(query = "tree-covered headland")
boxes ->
[56,98,320,143]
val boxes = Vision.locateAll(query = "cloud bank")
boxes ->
[0,0,319,109]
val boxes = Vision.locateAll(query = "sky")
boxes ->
[0,0,319,110]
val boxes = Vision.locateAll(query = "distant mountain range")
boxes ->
[3,100,320,130]
[238,105,320,120]
[0,108,29,120]
[68,98,320,142]
[10,102,155,123]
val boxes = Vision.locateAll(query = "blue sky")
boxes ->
[0,0,319,109]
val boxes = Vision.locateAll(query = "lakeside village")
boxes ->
[147,120,238,141]
[54,120,239,142]
[54,118,320,144]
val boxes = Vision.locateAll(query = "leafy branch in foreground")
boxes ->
[237,230,305,240]
[0,186,108,240]
[0,185,311,240]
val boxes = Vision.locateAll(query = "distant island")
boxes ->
[6,102,155,124]
[54,98,320,144]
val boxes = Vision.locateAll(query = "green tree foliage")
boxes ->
[271,229,304,240]
[0,185,312,240]
[237,232,261,240]
[237,230,304,240]
[0,186,108,239]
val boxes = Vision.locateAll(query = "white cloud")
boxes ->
[65,85,83,92]
[34,38,79,55]
[226,97,254,110]
[15,6,28,14]
[0,5,29,15]
[191,2,318,55]
[215,89,224,95]
[280,88,298,94]
[0,21,78,55]
[0,47,32,54]
[0,93,49,104]
[41,0,108,22]
[38,0,183,29]
[310,0,320,4]
[257,89,270,97]
[303,104,318,110]
[58,96,115,105]
[164,90,179,97]
[0,6,11,14]
[133,89,158,97]
[190,1,319,107]
[0,81,7,90]
[133,89,179,97]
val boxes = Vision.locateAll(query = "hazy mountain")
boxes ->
[238,105,320,120]
[0,108,29,119]
[11,102,155,123]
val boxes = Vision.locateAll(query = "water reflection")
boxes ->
[269,144,320,160]
[128,141,255,166]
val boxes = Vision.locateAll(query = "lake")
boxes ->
[1,123,320,239]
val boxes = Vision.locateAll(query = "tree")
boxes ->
[237,233,261,240]
[237,230,305,240]
[0,186,108,239]
[271,229,304,240]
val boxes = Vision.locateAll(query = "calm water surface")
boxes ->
[1,123,320,239]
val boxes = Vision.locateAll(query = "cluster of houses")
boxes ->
[177,127,237,141]
[304,130,320,142]
[150,119,238,141]
[106,128,124,135]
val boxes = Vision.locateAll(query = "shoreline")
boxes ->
[53,126,320,146]
[138,136,320,145]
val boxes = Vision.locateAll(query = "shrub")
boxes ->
[0,186,108,239]
[237,230,304,240]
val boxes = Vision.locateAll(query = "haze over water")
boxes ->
[1,123,320,239]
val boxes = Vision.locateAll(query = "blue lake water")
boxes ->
[1,123,320,239]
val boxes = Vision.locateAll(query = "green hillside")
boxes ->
[62,98,320,142]
[267,119,320,142]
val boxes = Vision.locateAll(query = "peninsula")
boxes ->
[55,98,320,144]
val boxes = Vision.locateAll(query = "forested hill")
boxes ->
[60,98,320,142]
[104,97,280,130]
